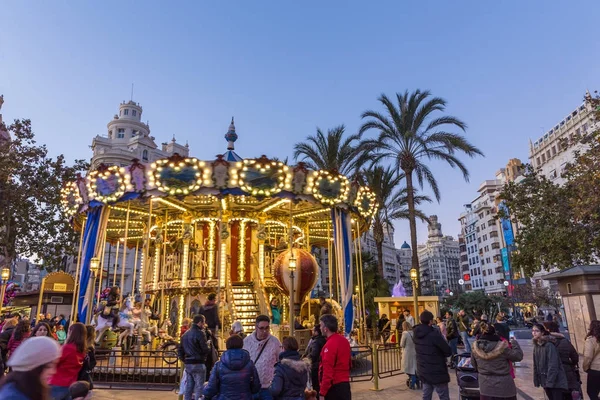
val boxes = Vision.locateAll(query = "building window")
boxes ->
[117,128,125,138]
[133,110,137,116]
[551,146,556,156]
[132,130,138,137]
[550,169,557,179]
[541,154,546,163]
[567,283,572,294]
[536,157,541,166]
[491,242,500,250]
[124,109,129,116]
[142,149,149,161]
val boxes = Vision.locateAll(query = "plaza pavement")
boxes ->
[94,336,581,400]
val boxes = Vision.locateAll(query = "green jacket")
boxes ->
[456,315,469,333]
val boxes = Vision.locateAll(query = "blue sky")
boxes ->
[1,1,599,245]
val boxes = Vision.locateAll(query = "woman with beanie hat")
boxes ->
[49,322,87,400]
[0,336,61,399]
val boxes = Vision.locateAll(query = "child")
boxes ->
[269,336,310,400]
[69,381,91,400]
[180,318,191,337]
[57,325,67,344]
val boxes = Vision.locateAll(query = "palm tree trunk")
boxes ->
[373,220,385,278]
[405,170,421,295]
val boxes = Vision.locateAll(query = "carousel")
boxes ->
[62,120,377,348]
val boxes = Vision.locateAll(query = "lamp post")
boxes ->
[87,257,100,324]
[289,252,297,336]
[410,268,419,320]
[0,267,10,316]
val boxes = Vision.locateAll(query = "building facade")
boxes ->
[529,95,597,184]
[417,216,461,296]
[396,241,412,294]
[360,226,401,289]
[458,160,526,295]
[90,100,189,169]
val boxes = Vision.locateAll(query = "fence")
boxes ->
[93,348,180,390]
[93,341,405,391]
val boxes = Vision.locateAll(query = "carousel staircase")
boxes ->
[231,283,261,333]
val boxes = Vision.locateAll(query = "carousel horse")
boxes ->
[158,319,173,341]
[135,306,158,345]
[94,295,136,346]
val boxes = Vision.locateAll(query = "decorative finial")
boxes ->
[172,134,176,143]
[224,116,238,150]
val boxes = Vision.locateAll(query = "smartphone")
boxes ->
[509,331,515,340]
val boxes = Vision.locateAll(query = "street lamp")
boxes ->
[87,257,100,324]
[410,268,419,321]
[289,252,297,336]
[0,267,10,316]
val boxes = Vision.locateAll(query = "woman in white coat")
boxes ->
[400,320,419,389]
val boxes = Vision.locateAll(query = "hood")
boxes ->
[533,334,556,346]
[550,332,565,339]
[413,323,435,339]
[279,353,310,386]
[202,303,216,310]
[472,338,508,360]
[220,348,251,371]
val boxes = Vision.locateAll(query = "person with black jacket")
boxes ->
[179,314,210,400]
[303,324,326,395]
[0,319,16,377]
[199,293,221,345]
[413,310,452,400]
[78,325,97,390]
[545,321,580,397]
[269,336,310,400]
[445,311,459,361]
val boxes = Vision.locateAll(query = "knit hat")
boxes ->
[481,314,488,321]
[7,336,60,371]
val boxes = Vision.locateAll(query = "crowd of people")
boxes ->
[0,312,95,400]
[179,309,351,400]
[393,308,600,400]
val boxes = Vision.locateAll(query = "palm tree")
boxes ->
[362,166,430,278]
[293,125,362,176]
[359,90,483,292]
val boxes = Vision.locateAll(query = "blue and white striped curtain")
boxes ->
[331,208,354,335]
[77,206,109,322]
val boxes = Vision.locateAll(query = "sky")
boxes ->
[1,1,599,247]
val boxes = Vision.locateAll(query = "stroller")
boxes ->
[453,353,479,400]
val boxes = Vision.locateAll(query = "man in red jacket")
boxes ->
[318,314,351,400]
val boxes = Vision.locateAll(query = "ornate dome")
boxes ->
[401,241,411,249]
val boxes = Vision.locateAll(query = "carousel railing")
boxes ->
[252,261,272,320]
[92,348,180,390]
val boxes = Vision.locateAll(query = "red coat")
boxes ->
[7,331,30,359]
[49,343,85,387]
[318,333,351,396]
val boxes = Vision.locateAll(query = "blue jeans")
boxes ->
[448,337,458,357]
[423,382,449,400]
[460,331,471,352]
[50,385,71,400]
[253,388,273,400]
[184,363,206,400]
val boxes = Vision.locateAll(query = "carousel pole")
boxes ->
[70,217,86,323]
[327,221,333,302]
[288,201,295,337]
[305,222,311,322]
[113,239,121,286]
[120,201,131,292]
[357,231,367,342]
[160,210,168,320]
[96,208,110,307]
[352,224,361,340]
[131,241,140,296]
[141,198,154,300]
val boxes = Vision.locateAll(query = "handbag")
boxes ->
[304,368,317,400]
